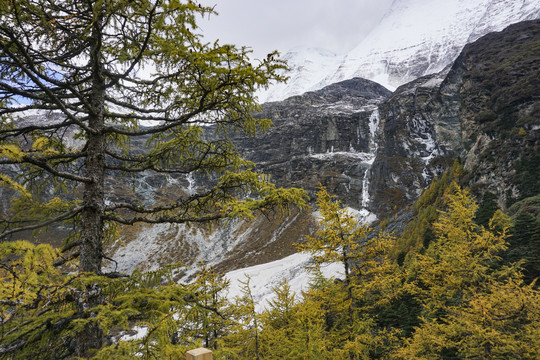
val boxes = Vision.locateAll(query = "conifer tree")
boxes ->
[474,190,499,227]
[298,185,367,318]
[0,240,215,359]
[264,279,296,330]
[182,263,231,350]
[298,185,397,359]
[409,184,507,315]
[289,293,330,359]
[259,276,332,359]
[400,184,540,359]
[218,275,262,360]
[508,199,540,281]
[0,1,307,356]
[0,0,306,275]
[259,279,297,359]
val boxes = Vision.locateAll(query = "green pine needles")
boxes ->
[0,183,539,358]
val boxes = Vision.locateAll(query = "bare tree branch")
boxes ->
[0,207,83,240]
[104,213,223,225]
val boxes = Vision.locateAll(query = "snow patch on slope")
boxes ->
[257,47,341,103]
[225,203,376,313]
[105,219,252,277]
[225,252,343,312]
[309,150,374,162]
[327,0,490,88]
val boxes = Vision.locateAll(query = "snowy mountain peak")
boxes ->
[256,47,341,104]
[258,0,540,103]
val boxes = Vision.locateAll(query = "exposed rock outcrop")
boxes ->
[238,78,391,209]
[368,20,540,217]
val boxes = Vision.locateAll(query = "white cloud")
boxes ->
[198,0,393,59]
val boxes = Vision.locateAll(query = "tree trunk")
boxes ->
[343,248,355,360]
[80,9,106,275]
[75,7,106,356]
[80,128,105,274]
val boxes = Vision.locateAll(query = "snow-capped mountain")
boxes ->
[256,47,341,103]
[257,0,540,103]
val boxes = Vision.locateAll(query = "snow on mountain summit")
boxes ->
[258,0,540,103]
[256,47,341,104]
[328,0,490,88]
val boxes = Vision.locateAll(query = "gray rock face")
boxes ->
[443,19,540,203]
[236,78,391,209]
[240,20,540,221]
[367,20,540,217]
[367,71,450,216]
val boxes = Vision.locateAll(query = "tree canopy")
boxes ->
[1,180,538,358]
[0,0,306,274]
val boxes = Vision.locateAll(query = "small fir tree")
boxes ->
[298,185,398,359]
[181,263,231,350]
[0,1,306,355]
[218,275,261,360]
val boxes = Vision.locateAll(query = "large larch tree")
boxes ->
[0,0,306,274]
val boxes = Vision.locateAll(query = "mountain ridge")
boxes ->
[257,0,540,103]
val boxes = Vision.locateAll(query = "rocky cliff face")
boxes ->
[239,78,391,210]
[443,19,540,202]
[368,19,540,217]
[231,19,540,228]
[367,71,450,217]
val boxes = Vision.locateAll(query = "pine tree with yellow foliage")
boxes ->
[399,184,540,359]
[298,185,399,359]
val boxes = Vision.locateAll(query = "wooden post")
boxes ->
[186,347,212,360]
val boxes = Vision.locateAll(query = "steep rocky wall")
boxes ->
[237,78,391,209]
[369,71,450,217]
[243,20,539,221]
[368,20,540,217]
[444,19,540,204]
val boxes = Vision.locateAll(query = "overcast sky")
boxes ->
[198,0,394,59]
